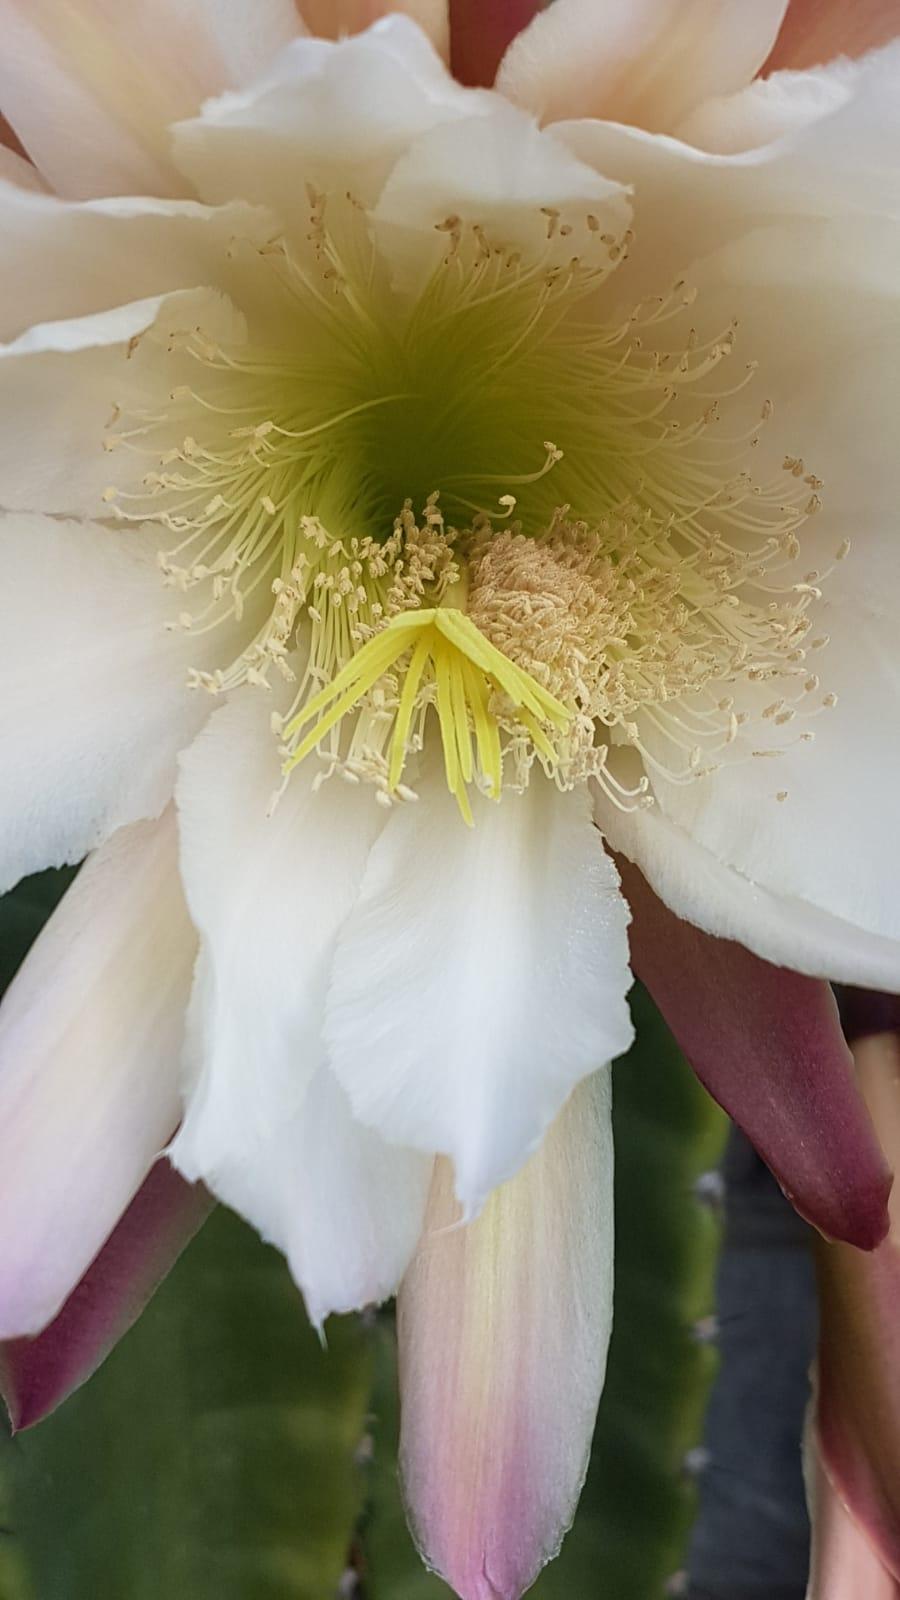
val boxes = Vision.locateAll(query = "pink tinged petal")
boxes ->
[300,1,450,60]
[0,809,197,1338]
[615,855,892,1250]
[398,1071,613,1600]
[0,514,228,893]
[496,0,790,131]
[326,752,634,1215]
[0,1160,213,1432]
[767,0,900,72]
[810,1032,900,1588]
[807,1444,900,1600]
[0,0,302,198]
[448,0,544,86]
[171,691,431,1325]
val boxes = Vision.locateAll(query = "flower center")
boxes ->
[102,187,839,818]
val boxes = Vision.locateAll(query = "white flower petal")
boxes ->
[171,690,429,1321]
[596,783,900,989]
[0,286,247,516]
[0,809,195,1337]
[173,18,484,222]
[0,0,301,198]
[398,1071,614,1600]
[628,219,900,949]
[0,187,271,343]
[300,1,449,61]
[372,96,630,298]
[496,0,789,132]
[326,754,633,1214]
[0,515,220,893]
[554,42,900,303]
[676,59,861,153]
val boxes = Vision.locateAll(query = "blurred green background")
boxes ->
[0,871,725,1600]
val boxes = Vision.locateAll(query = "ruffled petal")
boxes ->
[0,286,248,518]
[0,186,270,343]
[554,43,900,301]
[596,784,900,989]
[372,95,629,298]
[173,19,484,221]
[767,0,900,72]
[326,754,633,1214]
[0,1160,213,1430]
[496,0,789,131]
[0,810,196,1337]
[559,49,900,949]
[0,515,226,892]
[171,692,430,1323]
[398,1071,614,1600]
[0,0,301,198]
[614,854,892,1250]
[301,1,449,61]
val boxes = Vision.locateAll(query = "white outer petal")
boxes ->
[0,809,195,1337]
[595,782,900,989]
[325,754,634,1214]
[173,19,489,220]
[0,515,221,893]
[0,0,302,198]
[399,1071,614,1600]
[372,97,630,298]
[496,0,789,132]
[171,691,431,1322]
[676,59,862,153]
[553,41,900,307]
[0,188,272,343]
[0,286,247,517]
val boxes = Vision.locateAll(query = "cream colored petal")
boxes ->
[0,187,271,343]
[173,18,486,221]
[596,783,900,991]
[300,1,449,60]
[496,0,789,132]
[0,286,248,517]
[676,59,861,153]
[0,515,220,893]
[399,1072,614,1600]
[326,752,633,1215]
[373,97,629,298]
[171,689,431,1325]
[0,0,302,198]
[0,810,195,1337]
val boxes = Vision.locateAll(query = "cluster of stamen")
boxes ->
[98,183,840,820]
